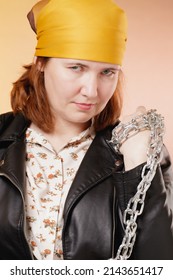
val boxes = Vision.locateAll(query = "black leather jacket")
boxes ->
[0,112,173,260]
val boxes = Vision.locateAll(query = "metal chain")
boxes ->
[110,109,165,260]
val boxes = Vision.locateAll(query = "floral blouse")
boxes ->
[25,126,95,260]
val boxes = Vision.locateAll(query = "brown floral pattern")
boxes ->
[25,126,95,260]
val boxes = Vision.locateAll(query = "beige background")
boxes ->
[0,0,172,159]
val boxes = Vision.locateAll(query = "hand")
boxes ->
[120,106,150,171]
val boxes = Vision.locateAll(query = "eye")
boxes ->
[101,69,116,77]
[69,65,83,72]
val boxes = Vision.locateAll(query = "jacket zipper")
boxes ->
[0,171,34,260]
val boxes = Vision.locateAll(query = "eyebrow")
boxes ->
[67,62,121,71]
[69,63,88,68]
[102,66,121,71]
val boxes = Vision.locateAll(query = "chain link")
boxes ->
[110,109,165,260]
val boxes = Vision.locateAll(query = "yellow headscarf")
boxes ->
[28,0,127,65]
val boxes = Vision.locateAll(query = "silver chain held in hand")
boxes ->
[110,109,165,260]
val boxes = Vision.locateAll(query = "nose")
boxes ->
[80,73,98,98]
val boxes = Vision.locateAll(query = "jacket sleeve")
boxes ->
[113,145,173,260]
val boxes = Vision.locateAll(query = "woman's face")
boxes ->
[43,58,120,129]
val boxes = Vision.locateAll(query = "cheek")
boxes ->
[101,80,118,103]
[44,72,63,102]
[110,75,119,93]
[44,70,76,99]
[44,71,55,96]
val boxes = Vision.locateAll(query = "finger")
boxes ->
[135,106,147,115]
[121,106,147,123]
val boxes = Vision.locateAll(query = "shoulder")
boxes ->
[0,111,15,129]
[96,121,120,141]
[0,111,30,139]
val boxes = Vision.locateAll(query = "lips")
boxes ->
[74,102,95,110]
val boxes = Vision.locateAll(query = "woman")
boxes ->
[0,0,173,260]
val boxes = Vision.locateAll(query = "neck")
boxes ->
[30,119,91,153]
[53,118,91,138]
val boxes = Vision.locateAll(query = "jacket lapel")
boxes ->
[64,127,122,216]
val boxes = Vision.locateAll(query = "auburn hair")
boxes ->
[11,57,124,133]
